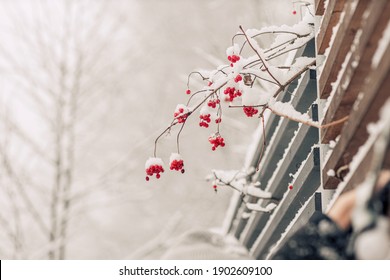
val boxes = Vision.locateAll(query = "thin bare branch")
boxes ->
[239,26,282,87]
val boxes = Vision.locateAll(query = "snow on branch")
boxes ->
[205,169,278,213]
[146,5,348,184]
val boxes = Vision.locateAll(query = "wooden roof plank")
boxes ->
[318,0,370,99]
[316,0,346,55]
[322,44,390,189]
[321,0,390,143]
[315,0,326,16]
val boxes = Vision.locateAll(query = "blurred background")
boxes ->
[0,0,296,259]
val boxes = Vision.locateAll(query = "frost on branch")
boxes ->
[147,8,344,181]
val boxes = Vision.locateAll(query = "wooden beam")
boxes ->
[315,0,326,16]
[321,0,390,143]
[250,148,321,259]
[322,51,390,189]
[316,0,346,55]
[318,0,370,98]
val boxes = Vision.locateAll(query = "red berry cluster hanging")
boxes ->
[228,54,240,67]
[173,104,189,123]
[226,43,240,67]
[169,153,185,174]
[207,99,220,108]
[243,106,259,117]
[223,86,242,102]
[199,114,211,127]
[145,157,165,181]
[199,105,213,128]
[208,134,225,151]
[234,74,242,83]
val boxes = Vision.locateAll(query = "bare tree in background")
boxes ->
[0,0,146,259]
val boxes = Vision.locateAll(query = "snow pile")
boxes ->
[327,169,336,177]
[226,43,240,57]
[246,202,277,213]
[241,87,271,106]
[268,97,317,125]
[145,157,164,169]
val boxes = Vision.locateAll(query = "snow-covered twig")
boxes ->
[267,105,349,129]
[208,169,279,213]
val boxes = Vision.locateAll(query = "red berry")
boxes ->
[209,134,225,150]
[289,185,293,190]
[181,169,185,174]
[174,105,189,123]
[145,158,165,180]
[292,10,297,15]
[186,89,191,94]
[223,86,242,102]
[208,81,213,86]
[243,106,259,117]
[234,75,242,83]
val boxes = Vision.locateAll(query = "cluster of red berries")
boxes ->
[234,74,242,83]
[199,114,211,128]
[243,106,259,117]
[170,159,185,173]
[208,134,225,151]
[173,106,188,123]
[145,164,164,181]
[207,99,220,108]
[223,87,242,102]
[228,54,240,67]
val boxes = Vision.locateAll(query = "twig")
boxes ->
[239,26,282,87]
